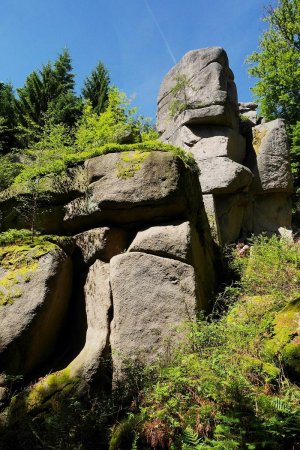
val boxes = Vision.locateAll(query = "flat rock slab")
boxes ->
[196,156,253,194]
[110,252,198,371]
[167,125,245,164]
[128,221,192,262]
[63,151,198,232]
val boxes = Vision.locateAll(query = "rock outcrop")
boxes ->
[157,47,293,243]
[0,46,294,408]
[0,149,216,386]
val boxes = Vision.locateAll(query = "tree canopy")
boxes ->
[247,0,300,188]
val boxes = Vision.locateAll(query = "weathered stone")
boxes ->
[214,193,250,243]
[239,102,258,113]
[196,156,253,194]
[129,221,193,262]
[202,194,220,244]
[69,260,111,384]
[168,125,246,164]
[63,151,200,232]
[251,119,293,193]
[248,193,292,235]
[110,252,199,371]
[129,221,215,305]
[157,47,239,136]
[0,246,72,376]
[75,227,128,265]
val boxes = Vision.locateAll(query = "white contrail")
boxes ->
[143,0,177,64]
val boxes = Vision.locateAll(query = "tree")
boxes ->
[247,0,300,187]
[76,87,134,150]
[15,49,81,146]
[0,82,18,153]
[82,62,110,115]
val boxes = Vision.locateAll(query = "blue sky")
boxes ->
[0,0,270,120]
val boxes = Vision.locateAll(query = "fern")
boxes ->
[130,433,138,450]
[182,426,201,449]
[271,397,290,413]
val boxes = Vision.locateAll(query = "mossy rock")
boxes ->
[2,368,80,426]
[0,239,57,306]
[265,298,300,380]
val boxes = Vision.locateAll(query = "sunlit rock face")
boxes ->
[0,149,216,387]
[157,47,293,244]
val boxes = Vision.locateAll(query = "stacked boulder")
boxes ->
[0,150,216,386]
[157,47,293,243]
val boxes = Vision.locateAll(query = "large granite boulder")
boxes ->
[128,220,215,304]
[0,242,73,376]
[157,47,239,140]
[110,252,200,372]
[0,150,201,235]
[250,119,293,193]
[64,151,198,232]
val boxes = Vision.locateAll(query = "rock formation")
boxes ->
[0,150,216,389]
[157,47,293,244]
[0,47,295,409]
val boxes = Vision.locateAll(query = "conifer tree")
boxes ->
[0,82,17,153]
[15,49,81,146]
[82,62,110,114]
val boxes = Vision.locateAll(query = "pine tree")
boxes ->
[15,49,81,146]
[0,82,17,153]
[82,62,110,115]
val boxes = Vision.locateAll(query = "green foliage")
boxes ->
[0,152,23,190]
[168,74,191,119]
[15,49,81,147]
[111,236,300,449]
[82,61,110,114]
[291,121,300,189]
[13,121,75,184]
[247,0,300,124]
[76,86,140,150]
[0,82,17,153]
[246,0,300,188]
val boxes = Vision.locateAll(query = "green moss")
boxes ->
[0,236,58,306]
[5,368,80,427]
[115,150,151,179]
[265,298,300,378]
[4,141,198,193]
[25,368,79,410]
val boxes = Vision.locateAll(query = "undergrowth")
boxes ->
[110,236,300,450]
[1,236,299,449]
